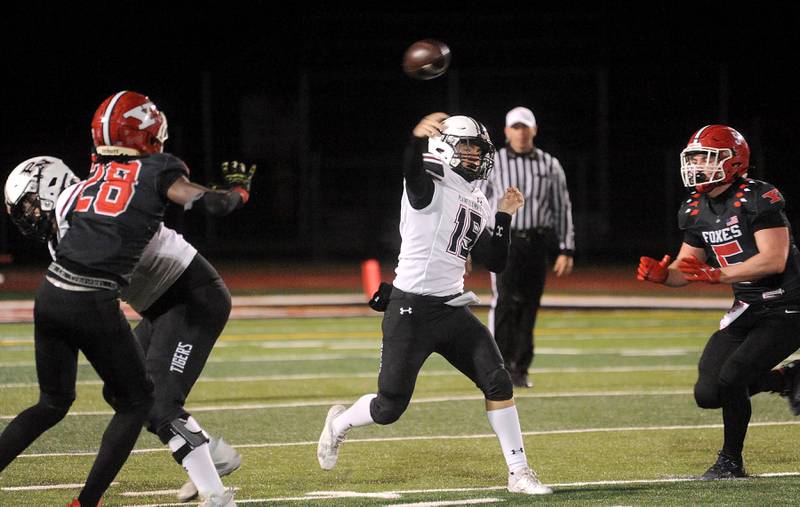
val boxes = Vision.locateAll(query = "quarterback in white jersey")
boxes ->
[318,114,553,496]
[9,156,242,504]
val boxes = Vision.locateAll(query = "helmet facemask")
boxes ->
[9,193,56,243]
[441,135,495,181]
[680,146,732,193]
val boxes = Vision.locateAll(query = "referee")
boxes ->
[481,106,575,388]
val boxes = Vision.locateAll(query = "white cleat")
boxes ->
[507,467,553,495]
[177,437,242,502]
[317,404,348,470]
[198,487,236,507]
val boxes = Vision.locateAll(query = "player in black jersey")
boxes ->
[0,91,252,507]
[638,125,800,480]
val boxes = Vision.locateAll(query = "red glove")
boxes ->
[637,255,671,283]
[678,255,722,283]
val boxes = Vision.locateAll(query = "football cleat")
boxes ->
[507,467,553,495]
[198,487,236,507]
[700,451,747,480]
[779,360,800,415]
[317,404,348,470]
[177,437,242,502]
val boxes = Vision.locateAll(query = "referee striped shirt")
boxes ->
[480,146,575,254]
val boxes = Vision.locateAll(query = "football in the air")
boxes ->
[402,39,451,80]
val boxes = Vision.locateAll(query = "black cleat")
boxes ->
[700,452,747,480]
[779,360,800,415]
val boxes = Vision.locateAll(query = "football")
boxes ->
[402,39,451,80]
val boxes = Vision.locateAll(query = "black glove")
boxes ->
[368,282,393,312]
[221,160,256,204]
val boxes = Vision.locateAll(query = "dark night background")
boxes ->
[2,3,798,270]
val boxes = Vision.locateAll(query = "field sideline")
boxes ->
[1,308,799,505]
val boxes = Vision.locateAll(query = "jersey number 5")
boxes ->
[74,161,141,216]
[447,205,483,259]
[711,240,744,267]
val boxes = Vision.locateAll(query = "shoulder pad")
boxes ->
[737,179,785,215]
[147,152,191,176]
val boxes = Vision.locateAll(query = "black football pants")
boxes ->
[369,287,513,425]
[135,254,232,439]
[693,300,800,458]
[490,232,548,376]
[0,279,154,506]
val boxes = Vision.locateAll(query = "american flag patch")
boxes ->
[726,216,738,226]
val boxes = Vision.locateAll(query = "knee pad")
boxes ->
[694,381,721,409]
[481,367,514,401]
[156,415,209,464]
[370,393,410,425]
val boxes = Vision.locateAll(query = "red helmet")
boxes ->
[91,91,168,156]
[680,125,750,193]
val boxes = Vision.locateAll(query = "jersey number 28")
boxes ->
[74,161,141,217]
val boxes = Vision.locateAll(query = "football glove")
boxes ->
[678,255,722,284]
[221,160,256,204]
[637,255,671,283]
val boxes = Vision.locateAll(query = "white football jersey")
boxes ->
[52,183,197,312]
[393,155,491,296]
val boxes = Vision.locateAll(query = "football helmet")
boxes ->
[428,115,495,180]
[4,156,79,242]
[91,90,168,156]
[680,125,750,193]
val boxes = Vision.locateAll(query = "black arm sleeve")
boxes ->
[403,136,435,209]
[470,212,512,273]
[189,190,244,216]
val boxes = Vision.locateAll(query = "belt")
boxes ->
[47,262,120,292]
[390,286,460,303]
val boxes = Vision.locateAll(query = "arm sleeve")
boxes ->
[403,137,435,209]
[186,190,244,216]
[550,156,575,254]
[469,212,512,273]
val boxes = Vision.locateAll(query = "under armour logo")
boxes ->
[495,225,504,236]
[399,307,413,315]
[510,447,524,455]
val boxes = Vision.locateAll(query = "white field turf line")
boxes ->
[1,388,696,420]
[0,363,699,390]
[116,473,800,506]
[15,420,800,458]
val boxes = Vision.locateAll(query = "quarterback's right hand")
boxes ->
[412,112,448,138]
[637,255,671,283]
[497,186,525,215]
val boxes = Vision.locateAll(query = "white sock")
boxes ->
[167,416,224,497]
[486,405,528,472]
[332,393,377,435]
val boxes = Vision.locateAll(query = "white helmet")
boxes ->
[4,156,79,241]
[428,115,495,180]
